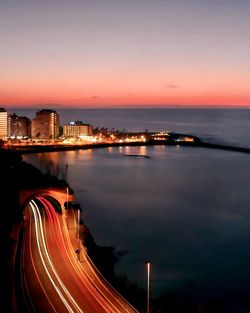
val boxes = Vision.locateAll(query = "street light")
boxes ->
[65,164,68,181]
[145,261,151,313]
[65,186,69,228]
[77,209,81,261]
[66,187,69,208]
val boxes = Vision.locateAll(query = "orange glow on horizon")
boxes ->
[1,67,250,107]
[2,73,250,107]
[2,93,250,108]
[1,64,250,107]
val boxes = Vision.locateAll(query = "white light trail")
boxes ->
[30,200,84,313]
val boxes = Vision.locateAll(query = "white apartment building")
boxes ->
[0,108,8,140]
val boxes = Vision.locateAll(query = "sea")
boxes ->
[20,108,250,312]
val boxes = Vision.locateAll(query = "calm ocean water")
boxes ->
[22,109,250,311]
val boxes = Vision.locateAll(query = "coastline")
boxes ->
[3,139,250,155]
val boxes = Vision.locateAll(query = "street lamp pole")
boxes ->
[66,187,68,208]
[65,186,69,228]
[65,164,68,181]
[146,261,151,313]
[77,209,80,239]
[77,209,81,261]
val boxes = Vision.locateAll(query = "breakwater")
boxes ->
[198,142,250,153]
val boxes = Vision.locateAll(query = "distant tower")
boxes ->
[8,113,31,138]
[0,108,8,140]
[31,109,59,140]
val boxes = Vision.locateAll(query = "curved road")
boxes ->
[17,195,139,313]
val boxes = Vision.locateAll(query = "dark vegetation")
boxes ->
[0,150,21,313]
[0,149,68,313]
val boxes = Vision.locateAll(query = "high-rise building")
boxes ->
[63,121,93,138]
[0,108,8,140]
[8,113,31,138]
[31,109,59,140]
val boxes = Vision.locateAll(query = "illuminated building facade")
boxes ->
[63,121,93,138]
[0,108,8,140]
[31,109,59,140]
[8,113,31,138]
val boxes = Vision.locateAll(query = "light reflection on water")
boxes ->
[23,146,250,303]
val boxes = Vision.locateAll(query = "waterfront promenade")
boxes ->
[3,138,250,155]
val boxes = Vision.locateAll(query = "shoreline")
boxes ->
[3,139,250,155]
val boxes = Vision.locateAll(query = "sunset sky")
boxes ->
[1,0,250,108]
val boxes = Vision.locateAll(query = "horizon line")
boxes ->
[3,103,250,110]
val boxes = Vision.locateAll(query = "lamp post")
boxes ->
[77,209,81,261]
[65,164,68,181]
[146,261,151,313]
[66,187,69,208]
[77,209,80,238]
[65,186,69,228]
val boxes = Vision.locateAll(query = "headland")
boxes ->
[2,131,250,155]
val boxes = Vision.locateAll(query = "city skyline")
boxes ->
[1,0,250,108]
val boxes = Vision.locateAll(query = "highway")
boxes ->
[18,195,139,313]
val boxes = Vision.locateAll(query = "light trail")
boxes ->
[39,196,128,312]
[19,194,140,313]
[37,196,108,312]
[28,218,57,313]
[30,200,84,313]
